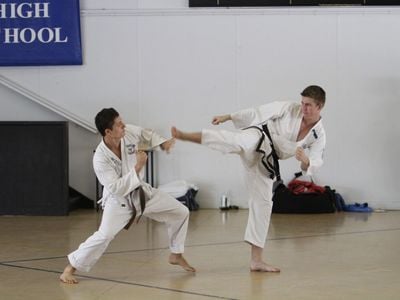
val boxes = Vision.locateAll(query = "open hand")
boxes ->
[161,138,175,153]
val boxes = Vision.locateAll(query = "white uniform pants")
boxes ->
[202,128,274,248]
[68,189,189,272]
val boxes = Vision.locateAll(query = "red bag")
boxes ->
[288,179,326,195]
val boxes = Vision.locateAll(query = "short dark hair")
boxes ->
[95,108,119,136]
[301,85,326,108]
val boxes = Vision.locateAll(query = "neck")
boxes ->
[303,115,320,127]
[104,136,121,152]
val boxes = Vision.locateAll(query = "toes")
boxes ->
[186,266,196,272]
[60,275,78,284]
[169,256,195,272]
[171,127,177,137]
[250,264,280,273]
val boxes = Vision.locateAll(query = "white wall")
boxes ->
[1,1,399,209]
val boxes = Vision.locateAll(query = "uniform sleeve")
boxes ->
[305,131,326,176]
[93,156,141,197]
[140,128,167,150]
[125,124,167,150]
[230,101,292,129]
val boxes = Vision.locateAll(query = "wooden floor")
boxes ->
[1,208,400,300]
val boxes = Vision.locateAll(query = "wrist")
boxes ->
[135,163,144,173]
[302,158,310,168]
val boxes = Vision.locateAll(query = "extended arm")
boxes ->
[229,101,291,129]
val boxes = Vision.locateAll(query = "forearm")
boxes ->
[135,151,148,175]
[135,164,144,174]
[300,159,310,171]
[212,114,232,125]
[223,114,232,122]
[230,108,257,129]
[103,170,141,197]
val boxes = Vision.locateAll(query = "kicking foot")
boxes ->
[171,126,182,140]
[59,264,78,284]
[171,127,202,144]
[169,253,196,272]
[250,261,280,273]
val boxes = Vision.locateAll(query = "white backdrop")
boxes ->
[1,1,399,209]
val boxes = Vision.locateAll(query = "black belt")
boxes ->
[245,124,281,181]
[124,186,147,230]
[262,124,281,182]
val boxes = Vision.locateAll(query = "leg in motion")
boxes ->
[60,201,133,283]
[171,126,202,144]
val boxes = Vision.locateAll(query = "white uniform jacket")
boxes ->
[230,101,326,176]
[94,124,167,208]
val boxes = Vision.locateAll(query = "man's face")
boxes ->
[301,96,322,119]
[107,116,126,139]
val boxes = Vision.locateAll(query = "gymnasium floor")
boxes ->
[1,209,399,300]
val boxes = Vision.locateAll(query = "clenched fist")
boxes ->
[212,114,231,125]
[135,150,148,173]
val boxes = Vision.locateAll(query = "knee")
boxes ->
[178,203,190,219]
[96,227,118,241]
[182,204,190,217]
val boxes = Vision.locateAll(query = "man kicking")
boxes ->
[60,108,195,284]
[172,85,326,273]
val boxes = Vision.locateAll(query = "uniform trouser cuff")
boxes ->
[244,237,265,249]
[170,245,185,254]
[68,253,91,273]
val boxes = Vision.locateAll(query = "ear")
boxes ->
[104,128,112,136]
[314,101,323,111]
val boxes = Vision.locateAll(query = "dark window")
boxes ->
[189,0,399,7]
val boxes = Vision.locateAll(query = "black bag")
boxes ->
[176,188,199,211]
[272,181,336,214]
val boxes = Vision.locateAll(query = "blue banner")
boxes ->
[0,0,82,66]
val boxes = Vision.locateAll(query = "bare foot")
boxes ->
[171,126,181,140]
[59,264,78,284]
[169,253,196,272]
[250,261,280,273]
